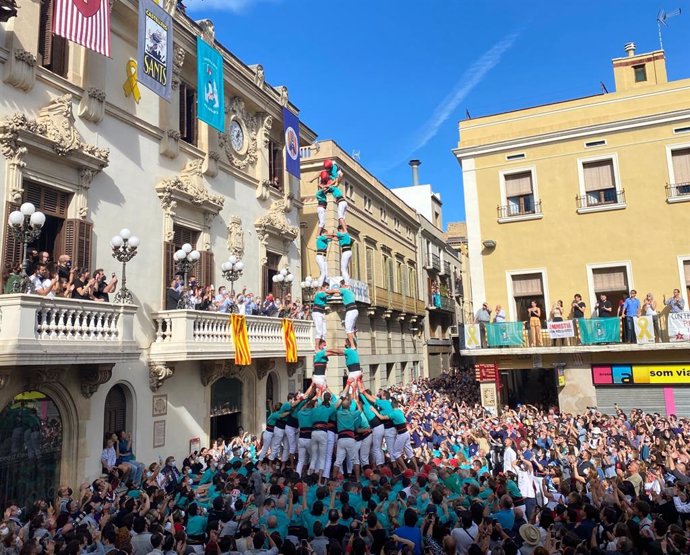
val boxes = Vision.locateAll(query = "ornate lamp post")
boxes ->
[300,275,319,306]
[272,267,294,303]
[7,202,46,293]
[221,255,244,295]
[110,228,140,304]
[173,243,200,309]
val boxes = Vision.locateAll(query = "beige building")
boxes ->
[445,221,472,325]
[0,0,315,505]
[454,42,690,415]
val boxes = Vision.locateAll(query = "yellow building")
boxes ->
[454,43,690,415]
[300,140,427,390]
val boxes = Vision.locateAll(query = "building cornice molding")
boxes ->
[156,159,225,216]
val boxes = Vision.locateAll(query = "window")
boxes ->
[179,82,197,146]
[164,224,200,289]
[363,195,372,212]
[394,217,400,231]
[511,273,545,323]
[263,251,282,298]
[633,64,647,83]
[38,0,68,77]
[669,148,690,197]
[365,247,375,290]
[396,260,403,294]
[269,139,283,191]
[502,171,537,217]
[350,241,361,281]
[674,127,690,135]
[379,207,387,222]
[579,158,622,208]
[344,181,354,199]
[592,266,629,312]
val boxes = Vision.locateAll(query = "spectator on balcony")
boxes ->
[595,293,614,317]
[431,285,441,309]
[622,290,641,343]
[196,285,214,311]
[56,254,72,280]
[71,268,98,300]
[248,295,260,315]
[643,292,661,342]
[550,300,564,346]
[29,263,56,297]
[3,262,23,294]
[262,294,278,317]
[527,301,543,347]
[571,294,586,319]
[166,279,181,310]
[93,269,118,302]
[494,304,506,323]
[664,288,686,313]
[26,250,49,276]
[475,303,491,348]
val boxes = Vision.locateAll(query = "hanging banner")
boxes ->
[197,36,225,132]
[138,0,173,101]
[633,315,656,344]
[668,312,690,342]
[282,107,301,178]
[464,323,481,350]
[282,319,298,363]
[230,314,251,366]
[547,320,575,339]
[578,318,620,345]
[53,0,111,57]
[487,322,524,347]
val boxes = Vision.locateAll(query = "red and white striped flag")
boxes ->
[53,0,111,57]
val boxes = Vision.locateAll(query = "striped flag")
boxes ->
[53,0,111,57]
[230,314,251,366]
[282,319,298,363]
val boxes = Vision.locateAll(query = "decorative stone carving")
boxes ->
[200,360,243,386]
[202,150,221,178]
[4,48,36,92]
[251,64,265,89]
[160,129,181,159]
[219,97,259,171]
[261,114,273,148]
[79,364,113,398]
[77,168,98,219]
[197,19,215,44]
[256,179,270,201]
[163,0,177,15]
[156,159,224,216]
[254,198,299,244]
[277,86,289,107]
[0,130,27,202]
[256,359,275,381]
[149,363,174,392]
[78,88,107,124]
[227,216,245,258]
[171,46,185,90]
[27,366,68,390]
[287,359,304,378]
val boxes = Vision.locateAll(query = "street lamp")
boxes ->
[300,275,319,305]
[221,255,244,295]
[173,243,200,309]
[110,228,140,304]
[272,267,294,303]
[7,202,46,293]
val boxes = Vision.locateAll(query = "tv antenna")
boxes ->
[352,149,361,162]
[657,8,681,51]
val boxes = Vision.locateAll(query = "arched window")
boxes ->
[104,384,127,436]
[0,391,62,508]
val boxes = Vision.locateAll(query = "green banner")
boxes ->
[578,318,620,345]
[487,322,525,347]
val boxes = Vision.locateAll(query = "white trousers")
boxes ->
[316,254,328,286]
[296,437,311,474]
[258,430,274,460]
[358,434,373,467]
[334,437,359,471]
[341,250,352,283]
[286,425,298,455]
[323,430,337,478]
[312,311,326,340]
[337,200,348,220]
[317,206,326,229]
[269,427,286,461]
[344,308,358,334]
[371,424,385,466]
[309,430,328,473]
[384,427,397,461]
[392,431,413,460]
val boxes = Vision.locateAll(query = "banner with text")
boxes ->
[633,315,656,344]
[547,320,575,339]
[593,364,690,386]
[197,36,225,132]
[464,323,481,350]
[668,312,690,342]
[138,0,173,101]
[578,317,620,345]
[487,322,524,347]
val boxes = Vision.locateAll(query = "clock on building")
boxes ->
[230,119,246,153]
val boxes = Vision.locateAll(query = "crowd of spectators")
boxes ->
[4,369,690,555]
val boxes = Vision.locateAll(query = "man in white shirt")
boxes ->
[512,457,538,519]
[30,264,55,296]
[502,438,517,474]
[451,512,478,555]
[494,305,506,323]
[101,438,118,473]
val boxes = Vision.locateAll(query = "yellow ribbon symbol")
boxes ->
[123,59,141,104]
[466,324,480,347]
[636,316,653,341]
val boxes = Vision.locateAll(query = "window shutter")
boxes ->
[39,0,54,67]
[583,160,615,192]
[512,273,544,296]
[3,202,22,288]
[24,182,69,217]
[199,251,214,287]
[366,247,374,289]
[592,267,628,292]
[683,261,690,286]
[672,148,690,184]
[60,219,92,271]
[505,172,533,197]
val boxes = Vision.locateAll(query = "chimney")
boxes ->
[409,159,421,186]
[624,42,636,57]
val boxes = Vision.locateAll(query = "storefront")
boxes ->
[592,363,690,416]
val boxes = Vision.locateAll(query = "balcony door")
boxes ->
[592,266,629,314]
[262,251,282,298]
[512,273,545,324]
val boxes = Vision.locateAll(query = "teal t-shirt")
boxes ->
[316,235,331,251]
[313,291,329,309]
[344,347,359,366]
[266,411,282,426]
[311,402,334,425]
[186,514,208,536]
[337,232,352,248]
[314,349,328,364]
[336,407,361,432]
[377,399,393,417]
[340,288,356,306]
[297,407,314,429]
[316,188,328,204]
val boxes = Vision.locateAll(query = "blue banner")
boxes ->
[197,36,224,132]
[138,0,173,101]
[282,107,300,178]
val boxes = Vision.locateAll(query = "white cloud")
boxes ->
[412,32,520,152]
[186,0,279,14]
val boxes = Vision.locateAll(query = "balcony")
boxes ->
[666,182,690,203]
[442,261,452,276]
[425,253,441,272]
[428,294,456,313]
[373,287,425,316]
[0,294,139,366]
[149,310,314,362]
[576,189,626,213]
[497,199,543,222]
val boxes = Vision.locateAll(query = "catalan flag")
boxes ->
[231,314,251,366]
[282,319,298,363]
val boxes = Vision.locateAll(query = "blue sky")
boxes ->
[188,0,690,228]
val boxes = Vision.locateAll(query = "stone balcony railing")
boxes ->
[0,294,139,366]
[149,310,315,362]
